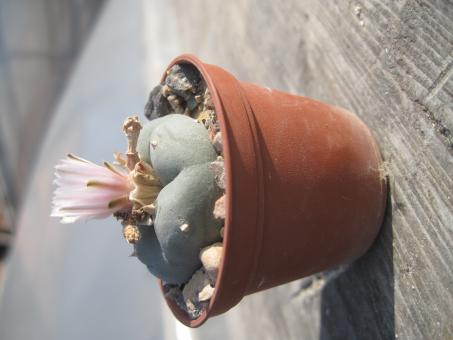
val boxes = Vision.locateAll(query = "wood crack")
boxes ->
[424,59,453,103]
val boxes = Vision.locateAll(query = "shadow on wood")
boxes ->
[319,185,394,340]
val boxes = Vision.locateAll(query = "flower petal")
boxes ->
[51,154,133,223]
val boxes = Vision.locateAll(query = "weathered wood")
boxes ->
[172,1,453,339]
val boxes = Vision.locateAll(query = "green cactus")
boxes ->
[136,116,164,165]
[137,114,217,185]
[135,114,222,284]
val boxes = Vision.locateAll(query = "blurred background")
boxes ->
[0,0,105,275]
[0,1,187,339]
[1,0,108,288]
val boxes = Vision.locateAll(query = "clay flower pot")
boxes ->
[159,54,387,327]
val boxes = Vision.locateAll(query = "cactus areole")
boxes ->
[155,55,388,327]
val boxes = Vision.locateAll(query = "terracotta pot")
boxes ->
[158,54,387,327]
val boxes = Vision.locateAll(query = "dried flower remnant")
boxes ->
[123,224,141,244]
[51,116,162,228]
[129,160,161,209]
[51,154,133,223]
[123,116,142,171]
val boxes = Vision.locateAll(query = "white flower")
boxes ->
[51,154,133,223]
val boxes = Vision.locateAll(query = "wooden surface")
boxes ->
[172,1,453,339]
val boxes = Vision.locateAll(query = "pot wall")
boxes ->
[239,82,387,294]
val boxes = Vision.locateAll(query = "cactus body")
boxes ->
[135,114,221,284]
[138,114,217,185]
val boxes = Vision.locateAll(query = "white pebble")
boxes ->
[213,195,226,220]
[198,284,215,302]
[182,268,211,304]
[200,242,223,284]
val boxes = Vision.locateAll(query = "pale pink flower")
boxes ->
[51,154,133,223]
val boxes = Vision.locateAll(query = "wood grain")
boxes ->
[171,0,453,339]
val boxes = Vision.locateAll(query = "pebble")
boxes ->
[166,94,185,114]
[209,159,225,189]
[144,85,172,120]
[182,268,211,308]
[186,95,199,111]
[213,132,223,153]
[213,195,226,220]
[200,242,223,284]
[165,64,201,94]
[203,87,214,109]
[198,285,215,302]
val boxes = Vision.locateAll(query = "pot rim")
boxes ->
[158,54,237,327]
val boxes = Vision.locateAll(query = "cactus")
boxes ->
[137,114,217,185]
[51,63,225,317]
[135,115,222,284]
[136,116,165,165]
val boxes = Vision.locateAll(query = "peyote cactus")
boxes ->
[51,62,225,317]
[137,114,217,185]
[135,114,222,284]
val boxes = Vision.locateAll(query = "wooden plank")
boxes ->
[172,0,453,339]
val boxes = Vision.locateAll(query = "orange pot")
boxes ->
[159,54,387,327]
